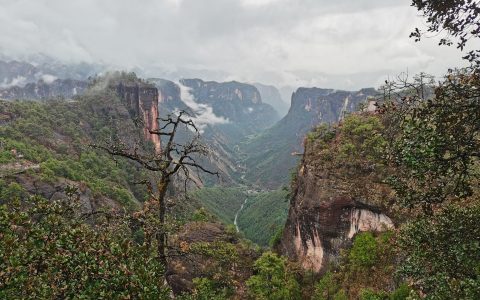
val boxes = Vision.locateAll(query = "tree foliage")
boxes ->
[349,232,379,269]
[246,251,301,300]
[410,0,480,65]
[0,195,169,299]
[398,205,480,299]
[382,70,480,212]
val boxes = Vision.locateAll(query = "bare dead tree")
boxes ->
[92,110,218,266]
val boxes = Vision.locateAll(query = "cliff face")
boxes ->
[115,82,161,153]
[279,191,393,273]
[277,113,394,273]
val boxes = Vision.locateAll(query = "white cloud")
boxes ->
[177,82,229,132]
[40,74,58,84]
[0,76,27,88]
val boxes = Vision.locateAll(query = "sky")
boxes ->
[0,0,473,91]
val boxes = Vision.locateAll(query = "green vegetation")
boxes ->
[348,232,379,269]
[306,69,480,299]
[190,186,289,247]
[0,88,148,208]
[398,205,480,299]
[237,189,289,246]
[189,186,246,224]
[2,2,480,296]
[183,278,232,300]
[239,121,301,188]
[246,251,301,300]
[0,195,169,299]
[311,231,406,300]
[307,113,386,172]
[313,272,340,300]
[383,70,480,213]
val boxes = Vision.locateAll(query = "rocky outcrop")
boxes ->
[0,79,88,100]
[277,112,393,274]
[149,78,282,184]
[114,82,161,153]
[149,78,190,115]
[280,195,393,273]
[0,59,101,87]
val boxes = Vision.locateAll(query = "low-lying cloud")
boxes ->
[177,82,229,132]
[40,74,57,84]
[0,76,27,88]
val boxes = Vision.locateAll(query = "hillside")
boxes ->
[190,186,290,246]
[0,73,172,213]
[237,188,290,246]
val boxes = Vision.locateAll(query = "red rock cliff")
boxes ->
[115,82,161,153]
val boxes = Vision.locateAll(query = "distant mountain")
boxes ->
[278,86,295,111]
[0,79,88,100]
[0,58,103,100]
[0,59,101,88]
[0,60,38,86]
[240,87,378,188]
[253,83,290,117]
[180,79,280,145]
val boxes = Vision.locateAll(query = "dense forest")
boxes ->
[1,0,480,299]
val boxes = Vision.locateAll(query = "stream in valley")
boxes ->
[234,198,249,232]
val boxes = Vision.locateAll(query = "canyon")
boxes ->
[0,61,389,276]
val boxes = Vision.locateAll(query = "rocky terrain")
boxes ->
[180,78,280,145]
[149,77,281,184]
[113,80,161,152]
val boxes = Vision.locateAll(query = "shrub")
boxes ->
[349,232,378,269]
[0,195,169,299]
[269,226,284,248]
[398,205,480,299]
[389,283,411,300]
[246,251,301,300]
[332,290,348,300]
[313,272,340,300]
[359,288,388,300]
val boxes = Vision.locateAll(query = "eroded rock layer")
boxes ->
[114,82,161,153]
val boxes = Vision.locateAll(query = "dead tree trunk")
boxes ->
[92,110,218,269]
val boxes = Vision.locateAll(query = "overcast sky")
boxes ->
[0,0,472,90]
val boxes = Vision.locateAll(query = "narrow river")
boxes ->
[234,198,248,232]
